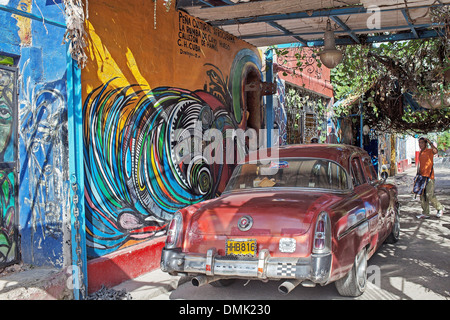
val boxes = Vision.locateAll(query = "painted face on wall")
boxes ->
[0,91,13,158]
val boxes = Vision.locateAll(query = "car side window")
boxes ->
[336,163,349,190]
[363,158,378,182]
[351,157,366,187]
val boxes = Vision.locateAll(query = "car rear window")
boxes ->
[224,158,350,192]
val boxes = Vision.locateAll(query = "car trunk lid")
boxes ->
[188,190,340,236]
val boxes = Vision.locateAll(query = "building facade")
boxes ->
[1,0,272,296]
[1,0,71,270]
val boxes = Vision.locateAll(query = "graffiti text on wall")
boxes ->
[177,11,234,58]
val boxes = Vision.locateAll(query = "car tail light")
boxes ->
[165,212,183,249]
[313,212,331,254]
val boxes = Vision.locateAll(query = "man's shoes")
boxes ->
[416,214,429,219]
[437,208,444,218]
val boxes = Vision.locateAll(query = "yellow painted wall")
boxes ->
[82,0,259,97]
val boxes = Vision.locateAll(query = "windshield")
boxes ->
[224,158,350,193]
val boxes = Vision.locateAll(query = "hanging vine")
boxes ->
[284,84,329,144]
[63,0,173,67]
[63,0,88,69]
[330,8,450,134]
[153,0,172,29]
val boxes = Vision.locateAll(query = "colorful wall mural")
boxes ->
[1,0,70,268]
[0,66,18,267]
[82,0,262,258]
[0,168,16,266]
[0,67,15,163]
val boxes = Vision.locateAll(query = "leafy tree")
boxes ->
[329,37,450,134]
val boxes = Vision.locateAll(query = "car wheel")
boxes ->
[335,249,367,297]
[385,205,400,244]
[209,279,236,287]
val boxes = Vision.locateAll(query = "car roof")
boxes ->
[245,144,368,169]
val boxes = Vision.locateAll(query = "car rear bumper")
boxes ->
[160,247,332,284]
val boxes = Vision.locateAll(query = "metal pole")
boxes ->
[265,48,274,149]
[67,45,88,300]
[359,100,363,148]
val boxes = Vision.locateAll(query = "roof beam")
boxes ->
[330,16,360,44]
[241,22,445,42]
[208,3,446,26]
[266,21,308,45]
[401,8,419,38]
[197,0,240,7]
[261,28,444,48]
[194,0,268,8]
[198,0,215,8]
[210,5,368,26]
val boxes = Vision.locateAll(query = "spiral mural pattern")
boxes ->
[83,48,262,257]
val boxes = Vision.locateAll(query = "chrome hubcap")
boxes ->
[356,250,367,290]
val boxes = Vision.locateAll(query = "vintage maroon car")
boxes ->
[160,144,400,296]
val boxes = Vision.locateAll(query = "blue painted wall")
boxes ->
[1,0,69,268]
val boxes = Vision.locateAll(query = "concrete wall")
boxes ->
[0,0,70,268]
[82,0,263,259]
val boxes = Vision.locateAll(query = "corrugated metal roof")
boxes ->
[176,0,450,47]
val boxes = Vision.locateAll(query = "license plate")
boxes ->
[226,239,257,257]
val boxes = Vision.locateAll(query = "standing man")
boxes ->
[417,137,444,219]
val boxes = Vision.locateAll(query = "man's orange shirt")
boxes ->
[419,148,435,179]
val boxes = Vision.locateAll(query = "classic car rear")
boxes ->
[160,145,399,297]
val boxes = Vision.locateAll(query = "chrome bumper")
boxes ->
[160,248,332,284]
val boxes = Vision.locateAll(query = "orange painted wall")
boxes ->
[82,0,259,96]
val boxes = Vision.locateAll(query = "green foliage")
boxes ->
[330,38,450,134]
[0,55,14,66]
[271,34,450,134]
[437,130,450,153]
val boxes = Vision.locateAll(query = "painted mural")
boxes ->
[0,0,70,267]
[0,67,15,163]
[0,0,73,268]
[18,57,69,265]
[0,66,18,266]
[83,1,262,258]
[84,54,261,257]
[0,168,16,266]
